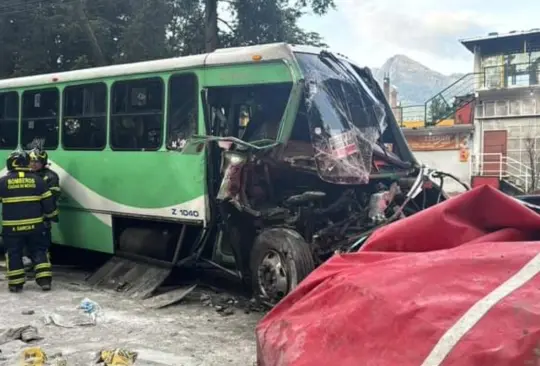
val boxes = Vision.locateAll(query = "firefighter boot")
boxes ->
[36,277,52,291]
[9,284,23,293]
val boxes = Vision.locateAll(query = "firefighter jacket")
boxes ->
[37,167,61,204]
[0,170,58,235]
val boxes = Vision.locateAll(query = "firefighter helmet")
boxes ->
[6,150,30,171]
[29,148,48,166]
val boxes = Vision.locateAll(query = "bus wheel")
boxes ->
[249,228,315,306]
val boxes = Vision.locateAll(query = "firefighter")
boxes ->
[29,148,60,244]
[0,149,58,292]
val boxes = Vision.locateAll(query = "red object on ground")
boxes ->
[256,186,540,366]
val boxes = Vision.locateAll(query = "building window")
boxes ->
[475,103,484,118]
[522,99,535,115]
[110,78,163,151]
[530,51,540,85]
[484,102,495,117]
[509,100,521,115]
[495,101,508,116]
[507,137,520,150]
[63,83,107,150]
[167,74,198,150]
[482,55,503,89]
[505,53,530,87]
[21,88,59,149]
[0,92,19,150]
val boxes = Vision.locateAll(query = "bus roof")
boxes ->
[0,43,323,90]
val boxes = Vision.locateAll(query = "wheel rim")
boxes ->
[257,249,289,303]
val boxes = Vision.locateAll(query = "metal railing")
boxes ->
[393,105,423,126]
[470,153,533,191]
[423,73,481,126]
[394,73,481,127]
[395,60,540,128]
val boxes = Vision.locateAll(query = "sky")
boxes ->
[300,0,540,75]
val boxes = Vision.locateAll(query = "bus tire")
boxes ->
[250,228,315,306]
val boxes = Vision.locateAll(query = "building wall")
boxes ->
[403,130,473,194]
[471,115,540,192]
[476,116,540,163]
[475,93,540,119]
[414,150,470,193]
[473,89,540,159]
[458,32,540,190]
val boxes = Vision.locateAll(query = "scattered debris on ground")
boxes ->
[0,325,42,346]
[0,266,263,365]
[141,285,198,310]
[199,292,268,316]
[96,348,138,365]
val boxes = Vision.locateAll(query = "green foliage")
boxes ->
[427,96,452,125]
[231,2,328,47]
[0,0,334,78]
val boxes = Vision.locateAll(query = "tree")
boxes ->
[0,0,335,78]
[205,0,218,52]
[201,0,334,52]
[73,0,106,66]
[427,95,451,126]
[115,0,174,63]
[231,1,329,47]
[524,132,540,193]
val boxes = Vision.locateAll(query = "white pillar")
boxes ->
[474,45,482,90]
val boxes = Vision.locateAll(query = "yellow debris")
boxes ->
[20,347,47,366]
[97,348,138,365]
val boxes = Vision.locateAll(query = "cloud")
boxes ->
[337,0,496,59]
[301,0,540,73]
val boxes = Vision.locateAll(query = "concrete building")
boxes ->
[385,73,474,194]
[461,29,540,192]
[403,126,473,194]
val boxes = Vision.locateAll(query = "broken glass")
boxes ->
[295,52,387,184]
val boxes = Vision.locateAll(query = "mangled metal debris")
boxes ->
[141,284,197,310]
[183,50,471,306]
[76,48,469,307]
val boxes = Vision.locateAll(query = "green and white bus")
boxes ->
[0,43,446,303]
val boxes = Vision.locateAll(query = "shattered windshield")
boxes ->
[295,52,387,184]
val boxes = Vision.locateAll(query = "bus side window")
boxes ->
[62,83,107,150]
[0,92,19,150]
[21,88,59,149]
[110,78,164,151]
[166,74,198,150]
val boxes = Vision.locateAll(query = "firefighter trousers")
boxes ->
[3,230,52,288]
[22,223,52,266]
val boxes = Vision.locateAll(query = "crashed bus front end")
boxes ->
[198,47,463,305]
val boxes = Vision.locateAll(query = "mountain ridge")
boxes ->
[370,55,464,105]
